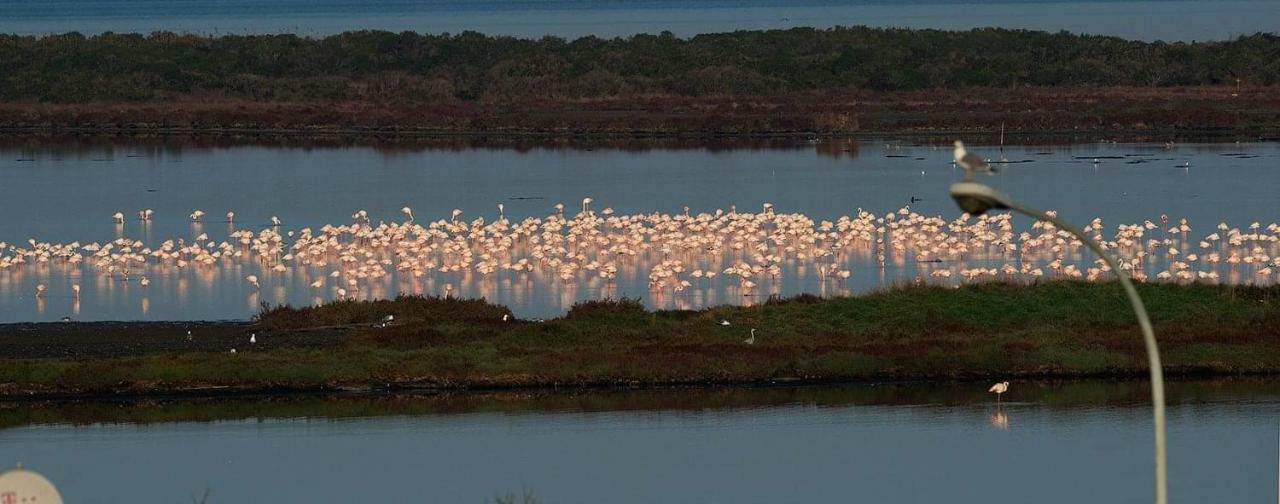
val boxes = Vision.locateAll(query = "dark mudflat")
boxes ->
[0,321,348,359]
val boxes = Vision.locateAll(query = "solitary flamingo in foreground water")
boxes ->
[989,381,1010,405]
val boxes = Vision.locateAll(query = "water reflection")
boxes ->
[989,408,1010,430]
[1,379,1277,503]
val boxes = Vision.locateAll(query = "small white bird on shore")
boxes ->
[988,381,1010,405]
[250,333,257,344]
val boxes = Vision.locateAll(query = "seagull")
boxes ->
[719,319,731,326]
[744,328,756,345]
[953,140,995,180]
[988,381,1010,405]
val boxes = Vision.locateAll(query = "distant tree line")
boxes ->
[0,27,1277,103]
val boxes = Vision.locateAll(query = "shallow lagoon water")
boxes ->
[2,380,1276,502]
[1,139,1278,322]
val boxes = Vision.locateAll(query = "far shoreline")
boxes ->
[3,86,1277,145]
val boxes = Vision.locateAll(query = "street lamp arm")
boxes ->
[1003,200,1167,504]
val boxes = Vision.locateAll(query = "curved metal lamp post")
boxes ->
[950,181,1167,504]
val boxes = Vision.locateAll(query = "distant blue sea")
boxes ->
[0,0,1274,41]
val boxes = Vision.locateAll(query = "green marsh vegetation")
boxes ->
[1,281,1278,397]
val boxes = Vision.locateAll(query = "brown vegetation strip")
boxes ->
[2,86,1278,137]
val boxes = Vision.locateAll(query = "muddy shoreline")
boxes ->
[3,86,1277,142]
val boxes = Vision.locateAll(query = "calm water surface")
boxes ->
[1,139,1278,322]
[0,0,1275,41]
[2,380,1277,502]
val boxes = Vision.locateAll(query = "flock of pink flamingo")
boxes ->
[1,198,1278,312]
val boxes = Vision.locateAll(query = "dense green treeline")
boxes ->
[1,27,1277,102]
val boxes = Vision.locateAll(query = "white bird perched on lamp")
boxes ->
[953,140,996,181]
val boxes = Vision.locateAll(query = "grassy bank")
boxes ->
[1,282,1279,398]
